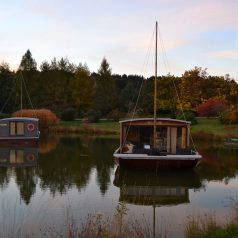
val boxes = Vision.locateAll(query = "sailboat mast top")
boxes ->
[20,72,23,117]
[153,21,158,147]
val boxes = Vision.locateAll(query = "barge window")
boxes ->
[10,122,24,136]
[10,150,24,164]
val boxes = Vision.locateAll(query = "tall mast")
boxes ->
[153,21,158,147]
[20,72,23,117]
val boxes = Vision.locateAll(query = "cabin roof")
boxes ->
[119,118,191,124]
[0,117,39,122]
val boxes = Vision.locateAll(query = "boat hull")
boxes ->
[0,138,39,146]
[114,152,201,171]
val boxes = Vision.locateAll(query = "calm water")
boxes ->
[0,135,238,237]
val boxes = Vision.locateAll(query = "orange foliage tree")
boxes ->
[12,109,59,129]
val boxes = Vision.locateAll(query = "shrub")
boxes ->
[220,109,238,124]
[197,98,226,117]
[61,108,77,121]
[12,109,59,129]
[87,109,101,123]
[176,110,197,125]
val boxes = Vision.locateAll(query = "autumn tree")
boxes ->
[197,98,227,117]
[179,67,206,111]
[70,63,93,115]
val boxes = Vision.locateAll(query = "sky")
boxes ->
[0,0,238,79]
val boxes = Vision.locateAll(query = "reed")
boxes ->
[185,213,238,238]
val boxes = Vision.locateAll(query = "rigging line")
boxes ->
[157,26,197,151]
[21,72,37,118]
[235,31,238,49]
[122,25,156,148]
[0,73,19,114]
[126,26,156,118]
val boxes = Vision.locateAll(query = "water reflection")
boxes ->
[0,147,38,167]
[197,141,238,181]
[0,136,238,210]
[114,167,202,206]
[38,136,115,196]
[0,146,38,204]
[1,136,238,237]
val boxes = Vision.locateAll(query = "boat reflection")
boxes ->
[0,146,38,167]
[114,167,202,206]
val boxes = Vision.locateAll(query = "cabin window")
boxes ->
[10,150,24,164]
[9,122,24,136]
[155,127,167,150]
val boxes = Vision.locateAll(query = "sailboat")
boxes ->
[113,22,202,170]
[0,71,40,146]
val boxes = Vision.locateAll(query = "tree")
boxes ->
[70,63,93,115]
[40,60,51,71]
[0,62,14,113]
[178,67,207,111]
[197,98,227,117]
[94,58,115,116]
[57,57,76,73]
[19,49,37,71]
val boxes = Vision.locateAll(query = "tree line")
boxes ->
[0,49,238,122]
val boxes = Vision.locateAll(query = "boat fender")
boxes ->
[27,123,35,132]
[27,153,35,162]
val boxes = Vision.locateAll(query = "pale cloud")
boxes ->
[1,0,238,78]
[209,50,238,60]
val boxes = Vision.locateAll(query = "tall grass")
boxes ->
[185,213,238,238]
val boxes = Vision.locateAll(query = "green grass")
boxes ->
[192,118,238,138]
[59,118,238,138]
[59,119,120,134]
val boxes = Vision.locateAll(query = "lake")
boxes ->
[0,135,238,237]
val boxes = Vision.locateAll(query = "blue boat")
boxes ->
[0,117,40,146]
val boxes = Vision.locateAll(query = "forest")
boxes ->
[0,49,238,124]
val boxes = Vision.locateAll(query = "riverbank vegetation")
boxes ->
[185,214,238,238]
[192,118,238,140]
[55,118,238,139]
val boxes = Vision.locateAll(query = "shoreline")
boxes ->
[47,118,238,141]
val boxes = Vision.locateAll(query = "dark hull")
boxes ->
[117,158,200,171]
[0,138,39,146]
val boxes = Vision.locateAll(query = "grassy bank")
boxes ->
[52,120,120,135]
[192,118,238,140]
[54,118,238,139]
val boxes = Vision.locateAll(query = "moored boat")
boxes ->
[0,117,40,146]
[113,118,202,170]
[224,138,238,148]
[113,22,202,171]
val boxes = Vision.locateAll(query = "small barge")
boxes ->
[113,118,202,171]
[0,117,40,146]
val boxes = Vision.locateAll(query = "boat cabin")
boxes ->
[0,117,40,145]
[120,118,191,155]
